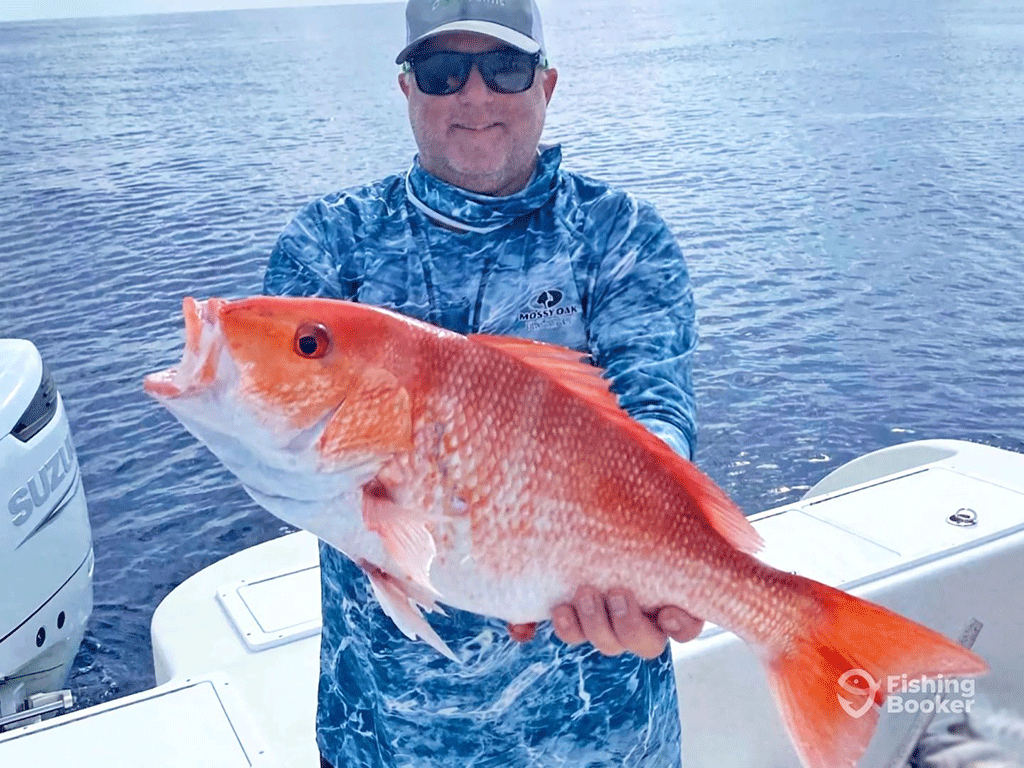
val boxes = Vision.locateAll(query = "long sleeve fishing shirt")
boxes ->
[263,144,697,768]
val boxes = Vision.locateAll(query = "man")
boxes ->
[264,1,703,765]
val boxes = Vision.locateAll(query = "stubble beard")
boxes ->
[427,138,537,196]
[439,156,522,196]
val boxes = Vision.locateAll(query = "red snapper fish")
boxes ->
[143,295,986,768]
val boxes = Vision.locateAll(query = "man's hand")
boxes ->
[551,586,704,659]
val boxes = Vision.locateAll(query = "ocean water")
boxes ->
[1,0,1022,709]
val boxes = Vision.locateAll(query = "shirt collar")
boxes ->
[405,145,562,233]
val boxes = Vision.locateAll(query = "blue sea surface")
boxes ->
[1,0,1022,709]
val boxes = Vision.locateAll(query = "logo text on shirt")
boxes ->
[519,289,581,330]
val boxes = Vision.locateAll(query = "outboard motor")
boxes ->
[0,339,94,731]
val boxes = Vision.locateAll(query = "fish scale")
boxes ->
[145,295,988,768]
[392,334,822,642]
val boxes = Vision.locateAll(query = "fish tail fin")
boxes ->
[763,578,988,768]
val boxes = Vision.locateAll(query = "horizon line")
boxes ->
[0,0,404,25]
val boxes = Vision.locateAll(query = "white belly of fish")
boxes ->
[431,563,567,625]
[425,516,569,625]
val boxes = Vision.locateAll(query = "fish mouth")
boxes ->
[144,297,228,399]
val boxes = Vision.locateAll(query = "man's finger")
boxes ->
[656,606,705,643]
[552,604,585,645]
[606,589,668,660]
[572,586,624,656]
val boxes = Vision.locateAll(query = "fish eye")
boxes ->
[294,323,331,359]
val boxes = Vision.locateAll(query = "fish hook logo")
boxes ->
[837,668,882,719]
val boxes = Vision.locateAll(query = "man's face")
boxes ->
[400,31,558,197]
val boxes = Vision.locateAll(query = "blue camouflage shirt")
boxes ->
[263,145,697,768]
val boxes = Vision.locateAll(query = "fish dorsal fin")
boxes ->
[468,335,621,410]
[468,334,763,555]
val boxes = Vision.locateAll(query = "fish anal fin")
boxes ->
[358,560,457,662]
[469,334,762,554]
[763,576,989,768]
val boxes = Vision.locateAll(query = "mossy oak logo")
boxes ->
[535,289,562,309]
[519,288,580,330]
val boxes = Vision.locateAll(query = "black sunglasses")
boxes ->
[408,49,542,96]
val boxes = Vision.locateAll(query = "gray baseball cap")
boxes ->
[396,0,546,65]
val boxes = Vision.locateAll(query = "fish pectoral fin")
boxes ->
[363,483,441,602]
[359,560,458,662]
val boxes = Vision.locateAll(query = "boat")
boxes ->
[1,437,1021,767]
[0,340,94,733]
